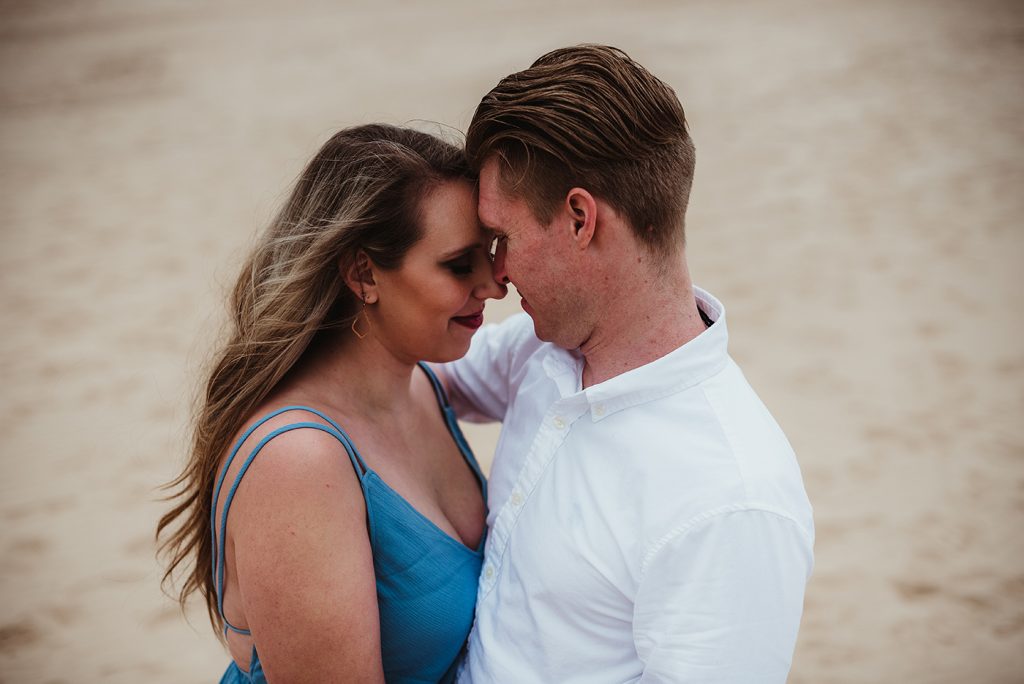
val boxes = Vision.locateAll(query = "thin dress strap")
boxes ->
[210,406,367,636]
[416,362,488,498]
[417,361,451,408]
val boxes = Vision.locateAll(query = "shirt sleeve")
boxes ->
[633,507,814,683]
[442,313,538,423]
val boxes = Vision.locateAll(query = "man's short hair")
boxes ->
[466,44,697,256]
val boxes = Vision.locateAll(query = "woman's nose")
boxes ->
[476,274,507,300]
[475,249,507,300]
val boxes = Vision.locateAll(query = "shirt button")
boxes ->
[484,566,494,579]
[510,490,523,506]
[593,404,606,417]
[553,416,566,429]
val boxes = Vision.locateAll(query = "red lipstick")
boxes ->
[452,311,484,330]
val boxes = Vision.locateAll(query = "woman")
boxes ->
[157,124,506,682]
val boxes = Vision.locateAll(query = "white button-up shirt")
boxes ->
[445,288,814,683]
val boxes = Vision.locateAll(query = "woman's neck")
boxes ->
[276,330,420,422]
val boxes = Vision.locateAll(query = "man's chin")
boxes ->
[522,300,578,348]
[527,315,559,346]
[522,299,548,336]
[523,308,548,338]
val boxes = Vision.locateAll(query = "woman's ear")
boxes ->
[342,251,379,304]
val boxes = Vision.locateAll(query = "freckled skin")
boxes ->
[478,161,590,349]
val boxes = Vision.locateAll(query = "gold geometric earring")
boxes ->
[351,313,368,340]
[351,285,373,340]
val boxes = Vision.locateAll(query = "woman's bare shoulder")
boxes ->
[215,405,365,523]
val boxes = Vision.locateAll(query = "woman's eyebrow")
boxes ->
[438,242,482,260]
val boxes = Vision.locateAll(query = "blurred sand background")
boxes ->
[1,0,1022,681]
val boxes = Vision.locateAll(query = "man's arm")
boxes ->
[633,507,814,683]
[437,312,538,422]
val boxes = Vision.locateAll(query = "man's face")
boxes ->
[478,158,588,348]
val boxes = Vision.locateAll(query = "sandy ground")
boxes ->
[0,0,1022,681]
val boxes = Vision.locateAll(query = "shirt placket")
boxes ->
[477,396,586,600]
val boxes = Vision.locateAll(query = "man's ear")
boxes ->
[342,251,379,304]
[565,188,597,250]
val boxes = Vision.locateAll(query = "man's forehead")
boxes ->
[477,159,508,224]
[478,159,505,200]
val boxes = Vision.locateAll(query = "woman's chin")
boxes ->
[420,340,473,364]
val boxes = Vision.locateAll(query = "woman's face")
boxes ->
[367,180,507,363]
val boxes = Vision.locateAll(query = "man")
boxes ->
[443,45,814,683]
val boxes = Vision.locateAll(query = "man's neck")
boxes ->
[579,256,706,389]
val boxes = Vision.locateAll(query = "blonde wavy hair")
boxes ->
[156,123,472,632]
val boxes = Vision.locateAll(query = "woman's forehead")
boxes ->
[416,180,484,251]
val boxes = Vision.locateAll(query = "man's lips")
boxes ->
[451,311,484,329]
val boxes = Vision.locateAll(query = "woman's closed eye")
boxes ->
[443,256,474,276]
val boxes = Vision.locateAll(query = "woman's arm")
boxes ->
[226,426,385,683]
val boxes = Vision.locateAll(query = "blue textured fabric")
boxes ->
[213,363,485,683]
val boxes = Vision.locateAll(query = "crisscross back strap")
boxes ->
[210,406,366,636]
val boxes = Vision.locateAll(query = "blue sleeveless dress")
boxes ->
[213,363,485,683]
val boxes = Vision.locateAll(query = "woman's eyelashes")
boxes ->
[443,244,494,277]
[442,252,476,276]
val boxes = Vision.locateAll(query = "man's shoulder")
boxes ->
[598,370,811,537]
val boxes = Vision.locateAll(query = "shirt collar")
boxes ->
[542,286,729,421]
